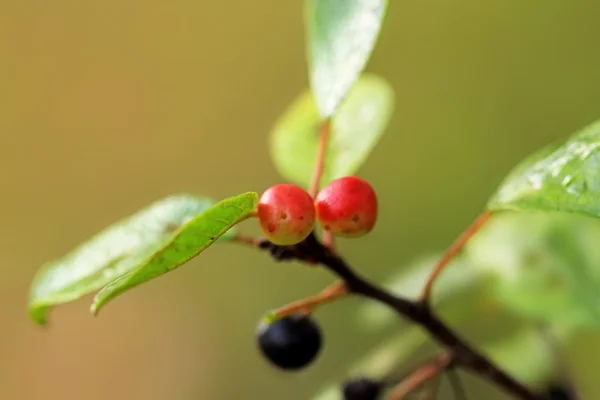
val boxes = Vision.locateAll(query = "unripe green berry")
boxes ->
[257,184,316,245]
[314,176,378,238]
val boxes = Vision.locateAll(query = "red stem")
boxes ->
[309,119,331,198]
[386,354,452,399]
[274,280,347,318]
[420,210,492,302]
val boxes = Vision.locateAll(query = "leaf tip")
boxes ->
[90,291,110,316]
[28,304,49,326]
[89,302,100,316]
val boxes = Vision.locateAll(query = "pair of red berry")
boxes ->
[256,176,378,245]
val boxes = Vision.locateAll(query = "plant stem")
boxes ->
[323,230,336,249]
[233,233,261,247]
[257,233,542,400]
[386,354,451,399]
[309,119,331,198]
[447,369,469,400]
[273,280,348,318]
[420,210,492,302]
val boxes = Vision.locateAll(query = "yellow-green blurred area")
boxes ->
[3,1,600,399]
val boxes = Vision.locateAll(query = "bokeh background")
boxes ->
[2,1,600,399]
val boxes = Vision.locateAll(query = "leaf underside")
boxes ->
[269,74,394,188]
[28,192,257,325]
[306,0,389,117]
[28,194,217,325]
[90,192,258,315]
[466,211,600,328]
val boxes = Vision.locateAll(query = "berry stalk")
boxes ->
[386,354,451,400]
[272,280,348,318]
[420,210,492,303]
[309,119,332,198]
[447,369,469,400]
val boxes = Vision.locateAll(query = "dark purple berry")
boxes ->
[257,314,322,370]
[544,385,575,400]
[342,377,382,400]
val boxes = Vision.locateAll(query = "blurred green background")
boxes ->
[2,1,600,399]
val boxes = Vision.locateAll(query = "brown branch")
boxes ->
[420,210,492,303]
[257,233,543,400]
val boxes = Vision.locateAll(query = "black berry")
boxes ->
[342,377,382,400]
[544,385,574,400]
[257,313,322,370]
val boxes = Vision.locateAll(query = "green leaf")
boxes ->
[306,0,389,117]
[90,192,258,315]
[483,324,573,388]
[270,74,394,188]
[465,211,600,328]
[489,119,600,217]
[358,254,488,332]
[29,194,232,325]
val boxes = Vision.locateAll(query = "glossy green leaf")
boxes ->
[358,254,488,331]
[465,212,600,328]
[306,0,389,117]
[270,74,394,188]
[90,192,258,315]
[29,194,233,325]
[489,119,600,217]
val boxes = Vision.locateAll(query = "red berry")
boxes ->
[314,176,378,238]
[257,184,316,245]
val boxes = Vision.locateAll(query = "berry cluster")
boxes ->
[257,176,378,246]
[251,174,570,399]
[254,176,378,375]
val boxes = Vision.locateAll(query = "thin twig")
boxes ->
[420,211,492,303]
[233,233,261,247]
[273,280,348,318]
[323,230,336,250]
[447,369,468,400]
[430,372,442,400]
[386,354,452,400]
[256,233,543,400]
[309,119,331,198]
